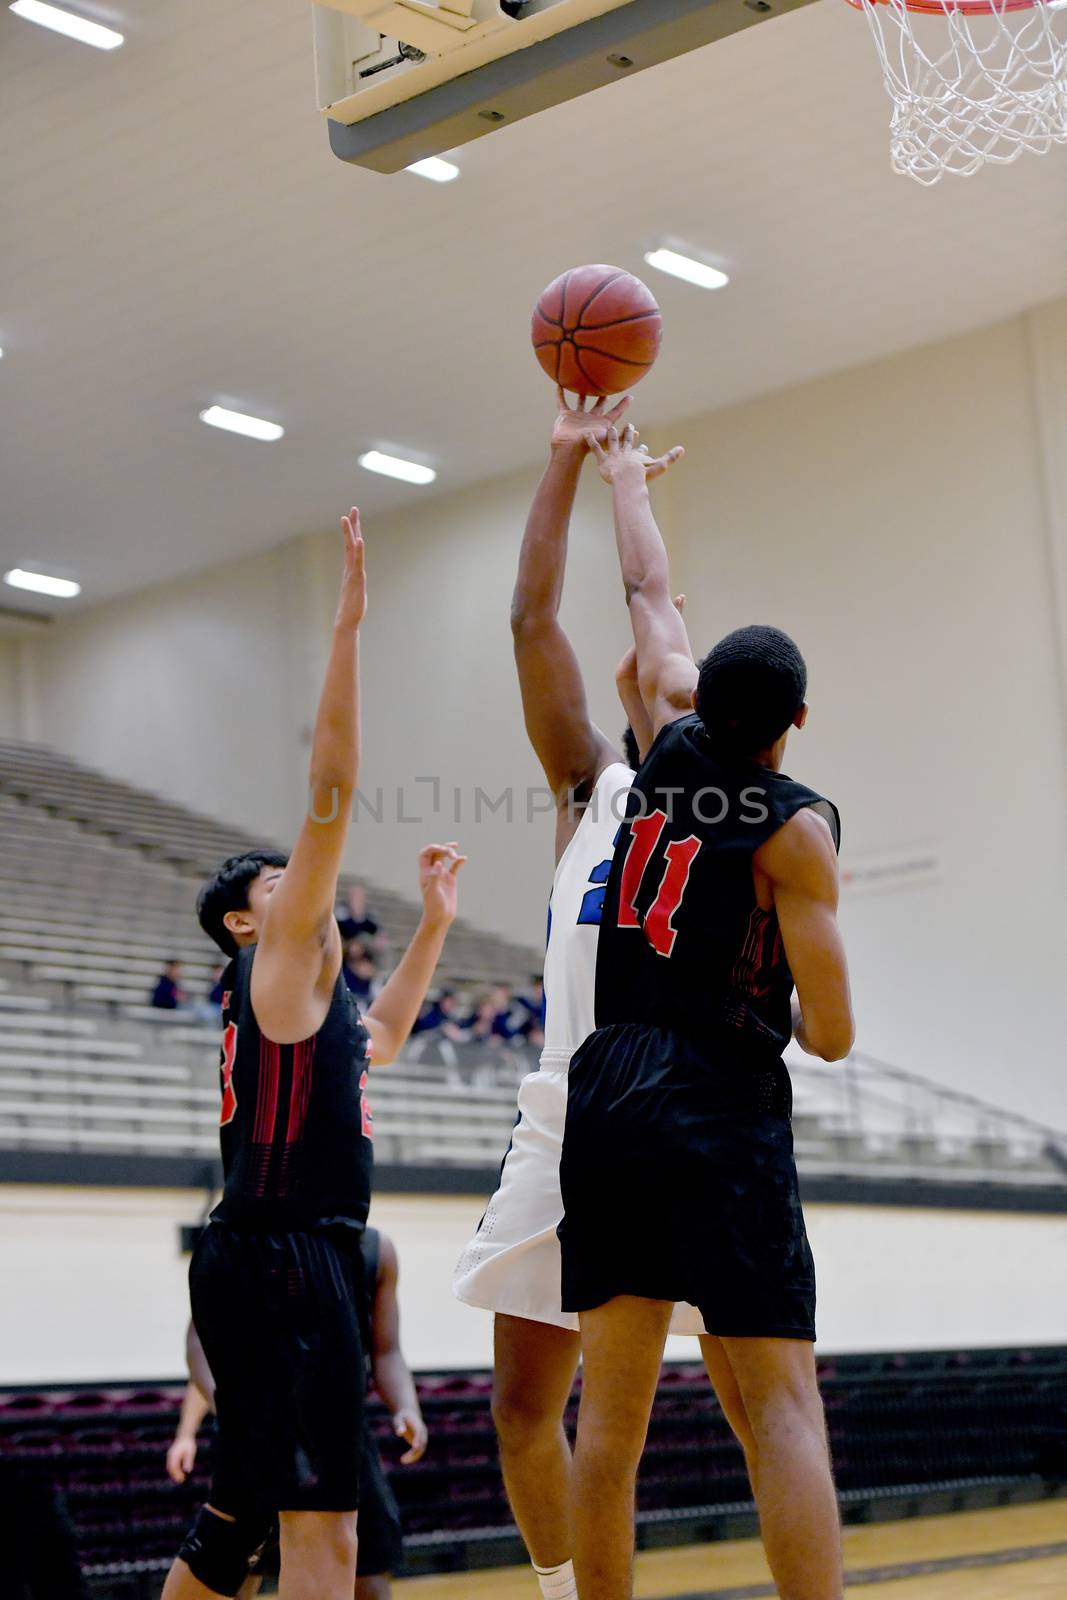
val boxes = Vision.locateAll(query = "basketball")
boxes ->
[531,264,663,396]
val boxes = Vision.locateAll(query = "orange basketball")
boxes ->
[531,264,662,396]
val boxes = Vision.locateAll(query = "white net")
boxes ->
[851,0,1067,183]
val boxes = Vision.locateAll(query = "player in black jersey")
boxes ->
[166,1228,424,1599]
[161,508,464,1600]
[560,426,854,1600]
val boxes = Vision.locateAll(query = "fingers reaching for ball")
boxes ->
[585,424,685,485]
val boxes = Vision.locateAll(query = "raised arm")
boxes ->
[615,593,688,764]
[512,392,632,831]
[251,508,365,1043]
[369,1234,428,1465]
[588,423,691,738]
[363,844,465,1067]
[757,807,854,1062]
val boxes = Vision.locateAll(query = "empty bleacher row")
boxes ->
[2,1346,1065,1597]
[0,738,542,995]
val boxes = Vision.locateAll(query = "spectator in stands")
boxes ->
[464,992,506,1050]
[208,964,227,1007]
[343,940,380,1004]
[338,883,384,951]
[490,983,519,1044]
[411,987,464,1042]
[151,959,188,1011]
[166,1227,424,1600]
[513,974,546,1051]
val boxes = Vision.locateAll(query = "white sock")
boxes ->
[533,1558,578,1600]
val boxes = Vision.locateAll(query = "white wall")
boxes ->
[664,306,1067,1127]
[2,1186,1064,1383]
[12,300,1067,1122]
[15,542,314,851]
[0,641,19,739]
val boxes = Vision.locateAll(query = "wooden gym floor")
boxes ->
[394,1501,1067,1599]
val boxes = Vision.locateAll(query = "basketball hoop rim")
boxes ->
[845,0,1051,15]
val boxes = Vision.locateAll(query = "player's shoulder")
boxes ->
[756,803,839,884]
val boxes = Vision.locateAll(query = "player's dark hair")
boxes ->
[621,725,640,769]
[197,850,289,957]
[695,625,807,758]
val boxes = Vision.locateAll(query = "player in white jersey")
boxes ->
[454,394,757,1600]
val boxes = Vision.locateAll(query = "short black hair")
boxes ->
[695,625,807,757]
[197,849,289,957]
[622,725,640,769]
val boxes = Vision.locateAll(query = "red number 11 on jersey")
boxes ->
[617,810,701,958]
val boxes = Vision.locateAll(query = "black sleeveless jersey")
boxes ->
[210,945,373,1233]
[595,712,840,1066]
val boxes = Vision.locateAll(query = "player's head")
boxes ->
[694,625,808,760]
[621,725,640,769]
[197,849,290,956]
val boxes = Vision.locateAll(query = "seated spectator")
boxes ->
[186,963,228,1026]
[513,973,546,1050]
[411,988,464,1042]
[463,987,518,1049]
[343,939,380,1004]
[150,959,187,1011]
[488,982,521,1044]
[337,883,383,949]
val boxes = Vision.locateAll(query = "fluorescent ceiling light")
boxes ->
[358,450,436,486]
[5,567,81,599]
[405,156,460,182]
[9,1,124,50]
[644,247,729,291]
[200,405,284,443]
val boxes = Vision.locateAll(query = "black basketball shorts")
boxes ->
[189,1223,366,1513]
[184,1421,404,1593]
[557,1023,817,1341]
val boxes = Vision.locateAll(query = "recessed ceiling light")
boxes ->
[405,157,460,183]
[644,247,729,291]
[199,405,284,443]
[4,567,81,599]
[9,1,124,50]
[358,450,436,486]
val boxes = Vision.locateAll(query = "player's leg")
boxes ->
[492,1313,581,1572]
[698,1334,759,1494]
[354,1577,390,1600]
[278,1510,358,1600]
[719,1337,842,1600]
[571,1296,673,1600]
[353,1429,402,1600]
[162,1505,261,1599]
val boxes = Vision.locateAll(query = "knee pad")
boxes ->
[178,1504,272,1598]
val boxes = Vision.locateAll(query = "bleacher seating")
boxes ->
[3,738,1067,1188]
[3,1346,1065,1596]
[0,739,541,992]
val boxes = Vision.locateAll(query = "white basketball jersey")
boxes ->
[540,761,633,1071]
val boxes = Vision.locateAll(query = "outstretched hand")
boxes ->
[586,422,684,486]
[337,506,367,628]
[552,389,634,453]
[418,843,467,930]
